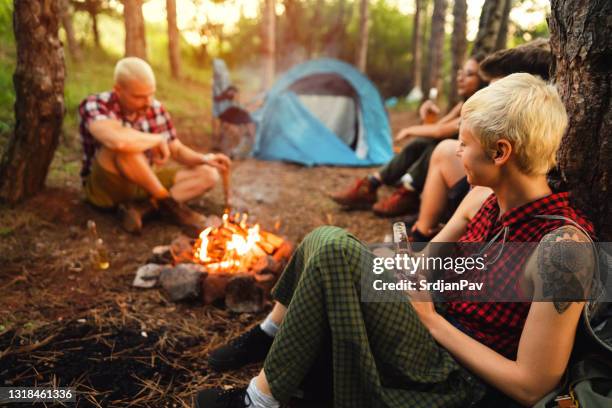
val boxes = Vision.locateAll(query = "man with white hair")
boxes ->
[78,57,230,233]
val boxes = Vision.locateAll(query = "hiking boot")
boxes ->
[118,201,156,234]
[155,197,207,236]
[195,387,250,408]
[118,203,143,234]
[208,325,274,372]
[372,186,420,217]
[329,177,378,209]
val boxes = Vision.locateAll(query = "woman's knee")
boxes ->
[432,139,459,162]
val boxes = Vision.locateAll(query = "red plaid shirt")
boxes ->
[78,91,177,181]
[445,192,594,359]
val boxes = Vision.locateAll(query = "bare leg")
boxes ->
[255,369,273,397]
[170,164,219,202]
[268,302,287,325]
[108,150,170,199]
[414,139,465,234]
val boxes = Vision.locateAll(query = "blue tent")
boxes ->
[252,59,393,166]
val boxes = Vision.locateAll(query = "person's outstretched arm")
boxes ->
[413,226,594,406]
[396,103,463,142]
[168,138,231,172]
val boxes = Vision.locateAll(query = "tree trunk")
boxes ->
[422,0,448,101]
[420,0,431,100]
[123,0,147,60]
[307,0,324,58]
[166,0,180,78]
[0,0,66,204]
[471,0,508,56]
[61,0,81,60]
[261,0,275,90]
[549,0,612,240]
[448,0,467,106]
[355,0,369,72]
[410,0,423,92]
[495,0,512,51]
[90,9,100,48]
[322,0,347,57]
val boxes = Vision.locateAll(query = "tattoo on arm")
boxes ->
[537,226,594,314]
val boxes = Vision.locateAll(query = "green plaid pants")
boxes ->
[264,226,486,408]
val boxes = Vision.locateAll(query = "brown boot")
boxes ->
[329,177,378,209]
[118,201,157,234]
[155,197,207,236]
[372,186,420,217]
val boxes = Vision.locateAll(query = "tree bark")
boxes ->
[410,0,423,92]
[448,0,467,106]
[166,0,180,78]
[261,0,275,90]
[89,8,100,47]
[61,0,81,60]
[0,0,66,204]
[549,0,612,240]
[495,0,512,51]
[123,0,147,60]
[307,0,324,58]
[471,0,507,56]
[355,0,369,72]
[422,0,448,101]
[322,0,347,57]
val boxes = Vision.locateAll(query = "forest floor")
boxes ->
[0,92,418,406]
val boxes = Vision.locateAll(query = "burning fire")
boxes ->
[193,212,279,273]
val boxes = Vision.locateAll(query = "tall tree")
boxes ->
[0,0,65,204]
[355,0,369,72]
[495,0,512,51]
[321,0,347,58]
[307,0,324,58]
[166,0,180,78]
[71,0,103,48]
[422,0,448,101]
[448,0,467,106]
[123,0,147,59]
[61,0,81,60]
[549,0,612,240]
[420,0,432,100]
[471,0,510,56]
[261,0,276,89]
[406,0,423,100]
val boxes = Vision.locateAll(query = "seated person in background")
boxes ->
[409,39,552,245]
[196,73,595,408]
[79,57,231,234]
[330,53,488,217]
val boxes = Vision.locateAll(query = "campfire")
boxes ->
[138,212,293,313]
[192,212,284,274]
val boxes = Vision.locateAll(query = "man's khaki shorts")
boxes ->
[84,160,178,208]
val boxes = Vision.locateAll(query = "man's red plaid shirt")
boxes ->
[78,91,177,182]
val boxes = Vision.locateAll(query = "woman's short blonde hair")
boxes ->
[461,73,567,175]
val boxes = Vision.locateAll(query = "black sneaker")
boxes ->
[195,387,250,408]
[208,325,274,372]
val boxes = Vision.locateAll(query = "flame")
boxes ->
[193,213,263,273]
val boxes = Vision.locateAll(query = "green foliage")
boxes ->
[510,20,549,47]
[364,1,413,97]
[0,0,15,131]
